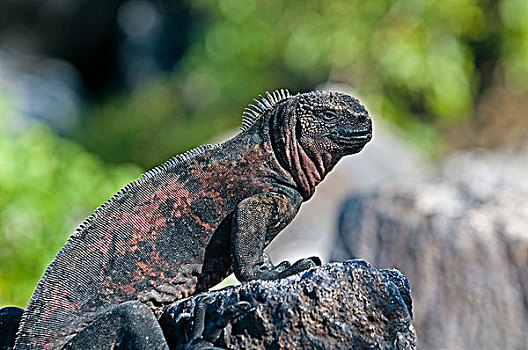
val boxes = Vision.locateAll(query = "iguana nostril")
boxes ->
[351,112,370,124]
[358,114,370,124]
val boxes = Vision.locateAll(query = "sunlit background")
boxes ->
[1,0,528,345]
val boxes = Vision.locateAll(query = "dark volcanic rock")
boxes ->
[0,306,24,349]
[333,172,528,349]
[160,260,417,349]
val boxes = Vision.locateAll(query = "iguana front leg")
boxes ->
[231,192,320,282]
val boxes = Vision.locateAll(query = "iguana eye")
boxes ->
[319,110,339,122]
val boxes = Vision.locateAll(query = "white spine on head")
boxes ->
[240,89,291,131]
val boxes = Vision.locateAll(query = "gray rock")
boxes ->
[441,144,528,200]
[333,159,528,348]
[161,260,417,349]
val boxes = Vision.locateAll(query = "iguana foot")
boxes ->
[254,255,321,280]
[177,296,250,350]
[276,256,320,278]
[261,252,291,272]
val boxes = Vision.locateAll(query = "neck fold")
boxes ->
[270,105,338,201]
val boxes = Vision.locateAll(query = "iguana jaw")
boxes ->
[322,126,371,141]
[318,123,372,154]
[335,126,372,152]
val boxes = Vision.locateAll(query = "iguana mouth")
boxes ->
[338,127,372,139]
[327,127,372,145]
[319,128,372,146]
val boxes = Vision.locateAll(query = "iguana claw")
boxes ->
[274,260,292,272]
[276,257,319,278]
[181,297,251,350]
[308,256,322,266]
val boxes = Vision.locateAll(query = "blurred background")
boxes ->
[1,0,528,347]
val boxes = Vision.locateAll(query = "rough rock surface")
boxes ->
[332,146,528,349]
[160,260,416,349]
[0,306,23,349]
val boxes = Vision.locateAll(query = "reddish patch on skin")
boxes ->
[100,240,110,255]
[129,238,139,253]
[109,143,281,300]
[46,291,80,317]
[122,212,149,231]
[121,284,136,294]
[154,217,165,227]
[101,276,137,297]
[154,188,170,201]
[38,290,82,349]
[176,188,189,197]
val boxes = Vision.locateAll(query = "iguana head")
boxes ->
[288,90,372,157]
[243,89,372,200]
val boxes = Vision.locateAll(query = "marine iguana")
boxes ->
[13,89,372,349]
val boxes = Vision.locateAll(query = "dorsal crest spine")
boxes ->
[241,89,291,131]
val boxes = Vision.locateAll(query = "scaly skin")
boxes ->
[14,89,372,349]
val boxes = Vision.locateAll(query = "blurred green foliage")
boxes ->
[0,97,142,307]
[79,0,528,167]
